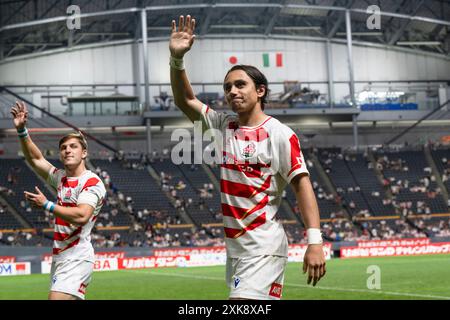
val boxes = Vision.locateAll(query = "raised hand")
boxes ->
[24,186,48,209]
[169,15,196,59]
[10,100,28,130]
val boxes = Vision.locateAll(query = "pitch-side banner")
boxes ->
[0,262,31,276]
[0,256,16,263]
[40,244,333,273]
[288,243,332,262]
[153,244,332,261]
[41,258,119,274]
[356,238,430,248]
[341,242,450,258]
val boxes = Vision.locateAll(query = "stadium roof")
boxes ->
[0,0,449,61]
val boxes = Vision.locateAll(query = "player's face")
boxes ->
[59,138,87,168]
[224,70,265,114]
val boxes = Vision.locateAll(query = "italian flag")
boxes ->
[262,52,283,67]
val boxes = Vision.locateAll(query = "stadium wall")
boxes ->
[0,38,449,104]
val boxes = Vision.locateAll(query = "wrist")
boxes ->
[169,55,185,70]
[43,200,55,213]
[17,127,29,139]
[306,228,323,245]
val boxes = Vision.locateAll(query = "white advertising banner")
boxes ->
[0,262,31,276]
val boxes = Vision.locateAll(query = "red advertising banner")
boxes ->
[153,246,226,257]
[357,238,430,248]
[0,256,16,263]
[42,251,125,262]
[288,243,332,261]
[118,256,191,269]
[341,242,450,258]
[94,252,126,259]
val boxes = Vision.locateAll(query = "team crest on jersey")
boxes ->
[242,142,256,158]
[64,188,72,201]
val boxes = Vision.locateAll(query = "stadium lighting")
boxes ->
[336,32,383,36]
[210,24,259,29]
[397,41,442,46]
[274,26,322,31]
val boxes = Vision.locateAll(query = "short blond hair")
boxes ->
[59,132,88,150]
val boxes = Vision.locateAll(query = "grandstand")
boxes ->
[0,0,449,301]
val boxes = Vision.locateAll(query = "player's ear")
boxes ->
[81,148,88,160]
[256,85,266,98]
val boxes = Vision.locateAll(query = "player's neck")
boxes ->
[237,106,268,128]
[65,163,87,177]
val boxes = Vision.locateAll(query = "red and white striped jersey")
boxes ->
[47,168,106,262]
[200,104,309,258]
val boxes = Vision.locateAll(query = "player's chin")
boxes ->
[231,104,247,114]
[63,158,80,167]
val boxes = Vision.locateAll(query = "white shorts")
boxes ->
[226,255,288,300]
[50,259,94,300]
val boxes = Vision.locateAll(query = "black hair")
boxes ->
[224,65,269,110]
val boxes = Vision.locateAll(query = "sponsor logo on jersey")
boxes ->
[52,275,57,284]
[242,142,256,158]
[269,282,282,298]
[234,277,240,288]
[78,283,87,295]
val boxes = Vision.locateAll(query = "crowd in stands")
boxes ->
[412,218,450,238]
[1,144,450,248]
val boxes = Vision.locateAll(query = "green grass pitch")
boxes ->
[1,254,449,300]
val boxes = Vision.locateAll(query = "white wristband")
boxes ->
[307,228,323,245]
[170,56,184,70]
[44,200,56,213]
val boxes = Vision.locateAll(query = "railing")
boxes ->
[1,80,446,117]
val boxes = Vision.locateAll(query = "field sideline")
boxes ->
[1,254,449,300]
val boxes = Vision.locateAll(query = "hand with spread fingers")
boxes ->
[10,100,29,131]
[169,15,196,59]
[24,186,48,209]
[303,244,327,286]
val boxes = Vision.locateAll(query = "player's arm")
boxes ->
[290,173,326,286]
[10,101,53,180]
[169,15,204,122]
[24,186,94,226]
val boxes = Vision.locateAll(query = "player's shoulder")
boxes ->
[265,116,296,137]
[80,171,106,188]
[205,105,238,128]
[51,166,66,179]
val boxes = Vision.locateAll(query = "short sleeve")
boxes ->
[46,167,63,190]
[199,104,232,132]
[276,129,309,183]
[77,178,106,213]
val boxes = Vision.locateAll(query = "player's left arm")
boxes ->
[290,173,326,286]
[24,186,95,226]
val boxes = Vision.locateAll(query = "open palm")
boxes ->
[10,101,28,130]
[169,15,196,59]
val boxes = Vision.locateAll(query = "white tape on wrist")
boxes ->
[169,56,185,70]
[307,228,323,245]
[43,200,55,213]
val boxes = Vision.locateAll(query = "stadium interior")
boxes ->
[0,0,449,280]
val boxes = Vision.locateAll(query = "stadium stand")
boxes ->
[151,159,220,225]
[2,144,450,247]
[375,148,448,215]
[0,158,52,228]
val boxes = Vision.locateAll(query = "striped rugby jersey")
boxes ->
[47,168,106,262]
[200,104,309,258]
